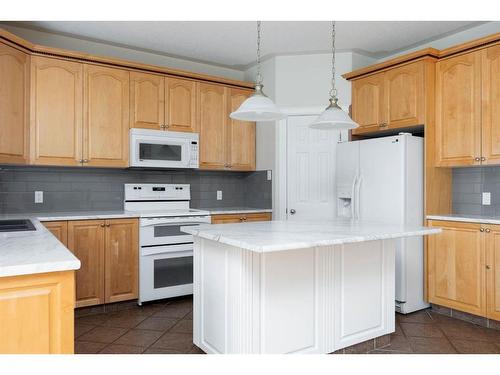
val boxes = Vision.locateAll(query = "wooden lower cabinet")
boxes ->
[0,270,75,354]
[427,219,500,320]
[51,218,139,308]
[211,212,272,224]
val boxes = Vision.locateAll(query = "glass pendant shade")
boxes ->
[230,84,285,122]
[310,98,359,130]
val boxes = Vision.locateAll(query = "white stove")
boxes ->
[124,183,211,304]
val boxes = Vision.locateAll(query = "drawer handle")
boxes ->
[475,157,481,162]
[480,228,485,232]
[379,122,388,128]
[481,156,486,161]
[100,223,105,227]
[486,265,491,270]
[485,228,491,233]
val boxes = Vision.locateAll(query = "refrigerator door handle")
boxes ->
[356,175,363,219]
[350,175,358,219]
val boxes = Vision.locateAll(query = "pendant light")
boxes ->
[230,21,285,122]
[310,21,359,130]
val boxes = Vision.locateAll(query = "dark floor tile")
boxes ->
[75,313,109,326]
[452,310,488,326]
[451,339,500,354]
[136,317,178,332]
[153,305,191,319]
[99,344,145,354]
[75,341,107,354]
[190,345,205,354]
[114,329,163,347]
[75,323,97,338]
[170,319,193,334]
[101,311,148,329]
[185,311,193,320]
[396,310,434,324]
[439,322,499,343]
[374,334,391,348]
[369,349,411,354]
[143,347,185,354]
[407,337,457,354]
[344,339,374,354]
[400,322,444,338]
[151,332,194,352]
[381,335,413,353]
[393,323,404,336]
[77,326,128,344]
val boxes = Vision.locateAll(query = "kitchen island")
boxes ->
[181,219,440,354]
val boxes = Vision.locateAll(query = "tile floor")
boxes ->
[75,297,500,354]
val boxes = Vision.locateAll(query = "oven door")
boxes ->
[131,136,190,168]
[139,244,193,303]
[140,217,209,247]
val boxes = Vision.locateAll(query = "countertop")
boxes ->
[0,217,80,278]
[0,210,141,222]
[181,219,441,253]
[200,207,272,215]
[427,214,500,225]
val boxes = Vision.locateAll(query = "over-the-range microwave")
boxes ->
[130,128,199,169]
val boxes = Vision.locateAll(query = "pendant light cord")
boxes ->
[329,21,337,100]
[256,21,263,85]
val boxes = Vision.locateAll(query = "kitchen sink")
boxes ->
[0,219,36,232]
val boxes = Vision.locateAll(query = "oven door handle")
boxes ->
[140,219,209,227]
[141,244,193,256]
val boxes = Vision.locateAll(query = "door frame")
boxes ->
[274,106,347,221]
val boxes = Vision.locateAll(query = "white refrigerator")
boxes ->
[336,133,428,314]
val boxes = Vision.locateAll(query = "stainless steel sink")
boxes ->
[0,219,36,232]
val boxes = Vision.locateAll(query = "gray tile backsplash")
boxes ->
[0,166,272,214]
[452,166,500,216]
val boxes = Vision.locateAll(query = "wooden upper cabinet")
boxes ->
[104,218,138,304]
[351,72,385,134]
[435,52,482,167]
[67,220,105,308]
[0,43,29,164]
[30,56,83,166]
[486,224,500,321]
[83,65,129,168]
[165,77,197,132]
[385,61,425,129]
[227,88,255,171]
[198,83,227,169]
[130,71,165,130]
[481,44,500,165]
[427,220,486,316]
[43,221,68,246]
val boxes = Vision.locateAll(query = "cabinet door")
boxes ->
[481,44,500,165]
[104,219,139,303]
[30,56,83,166]
[211,214,245,224]
[227,88,256,171]
[0,43,29,164]
[427,220,486,316]
[83,65,129,167]
[385,61,425,129]
[130,71,165,130]
[165,77,197,132]
[43,221,68,246]
[67,220,105,308]
[243,212,272,222]
[435,52,482,167]
[351,72,385,135]
[486,225,500,321]
[198,83,227,169]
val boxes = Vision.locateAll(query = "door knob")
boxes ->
[290,209,296,215]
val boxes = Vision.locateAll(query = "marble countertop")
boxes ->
[0,218,81,278]
[201,207,272,215]
[0,210,141,222]
[427,214,500,225]
[181,219,441,253]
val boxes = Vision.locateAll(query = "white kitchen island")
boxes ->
[181,220,440,354]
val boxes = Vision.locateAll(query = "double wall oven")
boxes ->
[124,184,210,304]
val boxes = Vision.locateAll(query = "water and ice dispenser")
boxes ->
[337,183,354,218]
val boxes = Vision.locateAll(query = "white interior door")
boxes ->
[286,115,339,221]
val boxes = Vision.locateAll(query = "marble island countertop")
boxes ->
[0,218,80,278]
[427,214,500,225]
[181,219,441,253]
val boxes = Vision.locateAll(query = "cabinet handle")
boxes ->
[486,265,491,270]
[82,159,89,163]
[239,217,244,221]
[106,223,111,227]
[100,223,105,227]
[475,157,481,162]
[243,217,247,221]
[379,122,388,128]
[481,156,486,161]
[480,228,485,232]
[164,124,169,129]
[485,228,491,233]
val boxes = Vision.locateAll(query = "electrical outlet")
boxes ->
[217,190,222,200]
[267,170,272,181]
[35,191,43,204]
[482,192,491,205]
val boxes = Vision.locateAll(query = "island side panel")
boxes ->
[333,239,396,350]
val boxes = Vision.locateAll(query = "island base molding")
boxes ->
[193,238,396,354]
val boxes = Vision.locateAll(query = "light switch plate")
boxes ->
[267,170,272,181]
[482,192,491,205]
[217,190,222,200]
[35,191,43,204]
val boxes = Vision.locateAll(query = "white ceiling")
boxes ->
[10,21,483,69]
